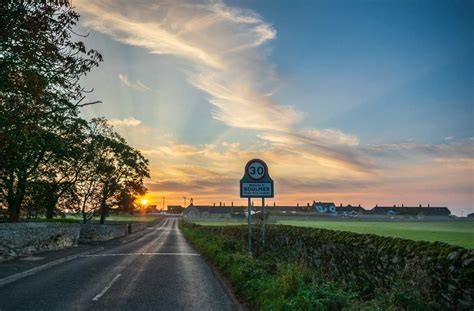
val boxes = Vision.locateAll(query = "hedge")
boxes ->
[184,223,474,309]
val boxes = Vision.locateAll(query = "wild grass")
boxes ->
[181,221,429,310]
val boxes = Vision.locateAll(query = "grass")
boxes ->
[190,219,474,248]
[180,221,430,310]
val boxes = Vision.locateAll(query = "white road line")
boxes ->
[92,274,122,301]
[81,252,200,257]
[0,247,104,288]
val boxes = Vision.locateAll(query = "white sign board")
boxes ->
[241,182,272,197]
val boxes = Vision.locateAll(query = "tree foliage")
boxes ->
[0,1,150,222]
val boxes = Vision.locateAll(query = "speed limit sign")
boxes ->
[240,159,274,198]
[247,161,265,180]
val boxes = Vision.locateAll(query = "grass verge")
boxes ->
[180,221,429,310]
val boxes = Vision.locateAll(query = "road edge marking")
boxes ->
[0,247,104,288]
[92,273,122,301]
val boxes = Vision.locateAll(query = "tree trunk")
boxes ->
[45,191,58,219]
[6,174,27,222]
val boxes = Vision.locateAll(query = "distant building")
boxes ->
[145,205,159,213]
[183,203,245,219]
[313,202,336,213]
[467,213,474,218]
[167,205,184,214]
[335,204,365,216]
[369,205,450,217]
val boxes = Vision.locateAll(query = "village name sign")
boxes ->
[240,159,274,253]
[240,159,274,198]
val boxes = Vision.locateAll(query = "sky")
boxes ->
[74,0,473,215]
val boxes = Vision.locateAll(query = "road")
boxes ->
[0,218,235,310]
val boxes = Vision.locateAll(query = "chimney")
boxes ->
[419,204,422,207]
[231,202,233,207]
[307,203,310,207]
[402,204,404,207]
[252,201,254,206]
[273,202,276,207]
[297,203,299,207]
[428,204,430,208]
[219,202,222,207]
[340,203,342,207]
[213,202,215,206]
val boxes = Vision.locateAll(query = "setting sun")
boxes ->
[140,199,148,206]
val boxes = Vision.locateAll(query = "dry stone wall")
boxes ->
[186,223,474,309]
[0,223,80,261]
[79,223,128,242]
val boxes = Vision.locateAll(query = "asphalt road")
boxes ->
[0,218,235,311]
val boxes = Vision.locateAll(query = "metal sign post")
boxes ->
[240,159,274,254]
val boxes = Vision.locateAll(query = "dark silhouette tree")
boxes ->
[0,1,102,221]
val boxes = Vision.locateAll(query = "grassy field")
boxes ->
[191,219,474,248]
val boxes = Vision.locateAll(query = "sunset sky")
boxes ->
[74,0,473,215]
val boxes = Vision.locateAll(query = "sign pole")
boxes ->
[247,197,252,254]
[261,197,266,249]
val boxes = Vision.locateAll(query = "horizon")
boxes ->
[74,0,473,216]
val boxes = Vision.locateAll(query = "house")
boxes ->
[183,203,245,219]
[313,202,336,213]
[267,205,310,213]
[370,205,451,217]
[167,205,184,214]
[335,204,365,216]
[145,205,159,213]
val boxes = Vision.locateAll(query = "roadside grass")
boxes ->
[191,219,474,248]
[180,222,428,310]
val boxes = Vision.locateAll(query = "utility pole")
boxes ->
[183,196,186,207]
[162,197,165,211]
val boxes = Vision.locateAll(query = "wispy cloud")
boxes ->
[108,117,142,127]
[74,1,473,213]
[75,0,298,132]
[118,74,150,91]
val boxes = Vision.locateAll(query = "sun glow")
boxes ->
[140,199,148,206]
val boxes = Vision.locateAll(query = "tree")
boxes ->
[0,1,102,221]
[73,119,149,224]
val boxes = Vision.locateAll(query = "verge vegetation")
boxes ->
[181,221,473,310]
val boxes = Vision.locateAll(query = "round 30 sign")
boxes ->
[247,161,265,180]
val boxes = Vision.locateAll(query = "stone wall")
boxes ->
[0,223,81,261]
[79,223,128,242]
[128,222,147,233]
[184,223,474,309]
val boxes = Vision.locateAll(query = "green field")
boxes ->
[192,219,474,248]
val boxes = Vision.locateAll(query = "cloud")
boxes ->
[118,74,150,91]
[75,0,298,132]
[74,1,473,214]
[108,117,142,127]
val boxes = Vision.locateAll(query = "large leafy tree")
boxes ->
[73,119,150,224]
[0,1,102,221]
